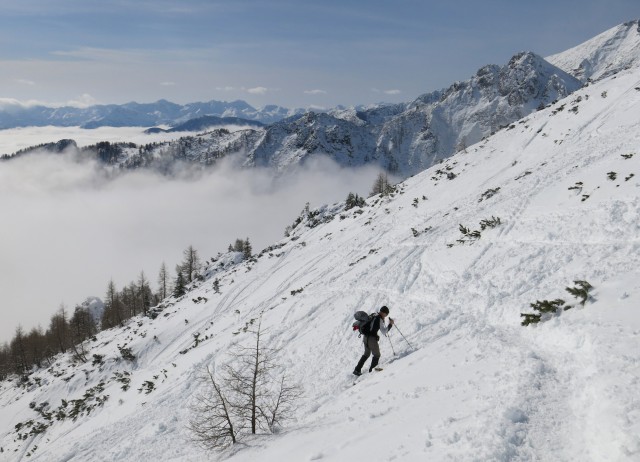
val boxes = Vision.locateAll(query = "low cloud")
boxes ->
[0,143,380,342]
[0,94,100,110]
[371,88,402,95]
[16,79,36,86]
[247,86,268,95]
[0,126,203,156]
[160,81,176,86]
[0,98,50,109]
[304,89,327,95]
[66,93,99,108]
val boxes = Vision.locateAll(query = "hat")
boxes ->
[379,306,390,314]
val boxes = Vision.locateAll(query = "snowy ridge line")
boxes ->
[1,68,640,461]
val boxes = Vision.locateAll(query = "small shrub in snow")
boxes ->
[138,380,155,394]
[607,172,617,181]
[479,216,501,230]
[565,280,593,307]
[345,192,366,210]
[520,299,567,326]
[568,181,583,192]
[625,173,635,181]
[621,153,634,159]
[118,346,135,362]
[91,354,104,366]
[521,281,594,325]
[479,187,501,202]
[113,371,132,391]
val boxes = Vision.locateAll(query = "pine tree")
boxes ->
[243,238,252,260]
[173,266,186,298]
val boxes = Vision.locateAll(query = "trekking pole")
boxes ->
[386,333,396,356]
[394,324,415,349]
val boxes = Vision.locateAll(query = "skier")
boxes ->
[353,306,394,376]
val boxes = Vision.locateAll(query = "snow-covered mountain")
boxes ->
[0,99,302,130]
[1,59,639,461]
[547,19,640,82]
[234,51,580,176]
[5,51,581,178]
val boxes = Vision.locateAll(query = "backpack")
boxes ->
[352,311,376,337]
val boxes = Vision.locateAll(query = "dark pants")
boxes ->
[354,335,380,373]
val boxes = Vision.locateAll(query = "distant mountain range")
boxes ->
[2,20,638,178]
[0,99,303,129]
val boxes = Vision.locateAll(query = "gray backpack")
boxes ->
[352,311,376,337]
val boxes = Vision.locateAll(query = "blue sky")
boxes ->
[1,0,638,108]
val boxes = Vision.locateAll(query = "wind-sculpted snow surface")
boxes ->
[547,19,640,82]
[1,69,640,461]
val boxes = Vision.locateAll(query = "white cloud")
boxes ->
[0,94,100,110]
[0,98,47,109]
[16,78,35,86]
[160,81,176,86]
[66,93,99,108]
[247,86,268,95]
[304,89,327,95]
[384,89,401,95]
[0,126,201,155]
[215,86,236,92]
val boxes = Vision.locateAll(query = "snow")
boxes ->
[1,58,640,462]
[547,19,640,82]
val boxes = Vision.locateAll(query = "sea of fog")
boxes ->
[0,126,381,342]
[0,125,257,156]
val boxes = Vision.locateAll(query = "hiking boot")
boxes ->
[353,369,363,376]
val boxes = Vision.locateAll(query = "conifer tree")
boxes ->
[173,266,186,297]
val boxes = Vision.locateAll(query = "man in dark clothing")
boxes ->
[353,306,394,376]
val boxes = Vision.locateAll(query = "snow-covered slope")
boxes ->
[547,19,640,82]
[1,66,640,462]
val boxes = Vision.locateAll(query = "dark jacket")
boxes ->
[366,315,392,339]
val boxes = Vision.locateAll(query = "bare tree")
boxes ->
[10,325,28,375]
[370,172,394,197]
[187,365,240,450]
[157,262,170,300]
[181,245,201,284]
[137,270,152,316]
[187,315,302,450]
[224,316,276,434]
[102,280,125,328]
[260,373,304,433]
[48,305,69,354]
[68,306,96,363]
